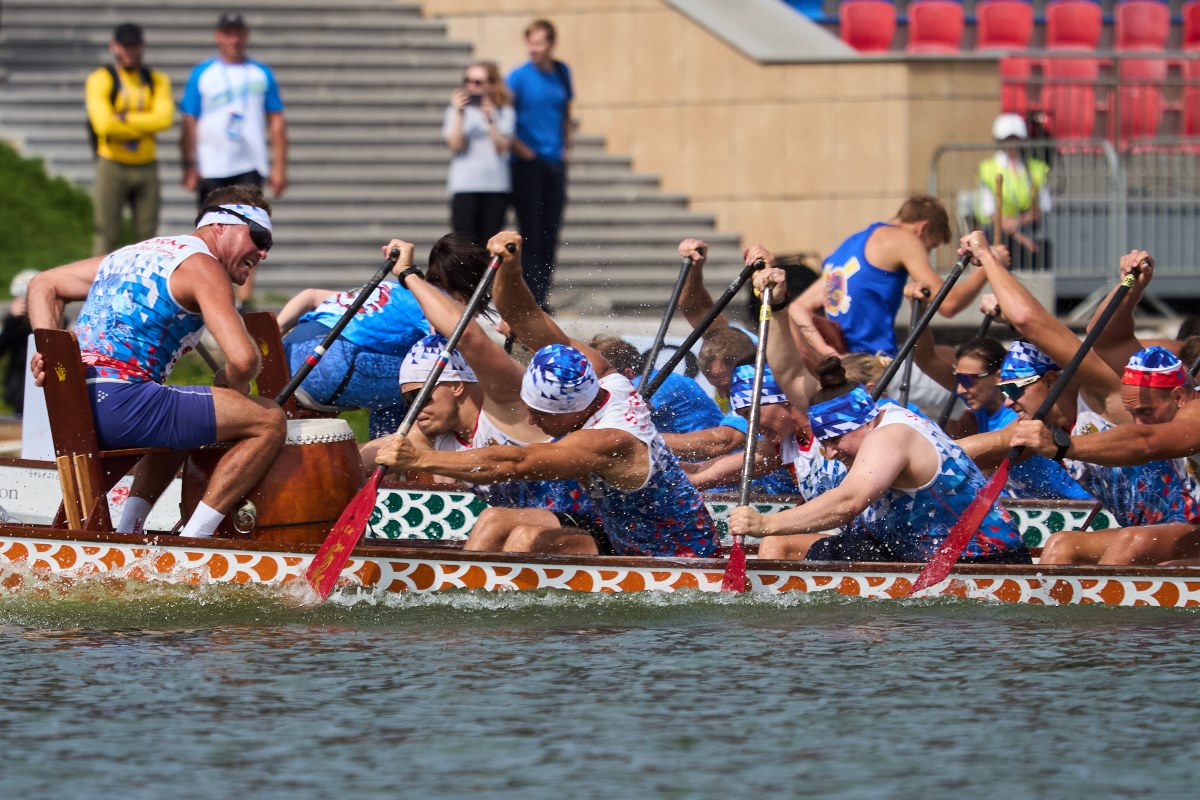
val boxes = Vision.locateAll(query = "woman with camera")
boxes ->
[443,61,515,246]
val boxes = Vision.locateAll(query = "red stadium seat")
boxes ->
[1184,60,1200,141]
[999,56,1033,114]
[1046,0,1103,50]
[976,0,1035,51]
[840,0,897,53]
[906,0,965,54]
[1185,1,1200,51]
[1042,56,1100,140]
[1115,1,1170,52]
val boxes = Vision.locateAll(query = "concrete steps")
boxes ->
[0,0,745,316]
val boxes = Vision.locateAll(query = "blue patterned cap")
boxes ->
[521,344,600,413]
[807,384,879,441]
[398,334,477,385]
[729,363,788,412]
[1000,340,1059,382]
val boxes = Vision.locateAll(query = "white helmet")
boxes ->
[9,269,39,298]
[991,113,1028,141]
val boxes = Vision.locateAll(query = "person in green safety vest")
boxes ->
[976,113,1052,271]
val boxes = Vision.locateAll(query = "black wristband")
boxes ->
[769,294,790,313]
[397,264,423,282]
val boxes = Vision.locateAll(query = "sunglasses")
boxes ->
[954,370,994,389]
[999,374,1042,401]
[199,206,272,252]
[463,78,486,86]
[402,388,421,408]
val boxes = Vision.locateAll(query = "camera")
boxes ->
[466,94,483,106]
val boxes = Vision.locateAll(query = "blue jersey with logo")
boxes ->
[823,222,906,357]
[298,281,430,354]
[75,235,209,383]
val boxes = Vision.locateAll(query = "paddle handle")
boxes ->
[897,295,924,408]
[276,248,401,405]
[738,284,774,508]
[871,254,971,401]
[934,311,995,428]
[638,255,693,394]
[642,259,763,399]
[992,173,1004,246]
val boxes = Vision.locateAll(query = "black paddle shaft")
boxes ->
[641,259,763,399]
[897,295,925,408]
[739,284,774,507]
[638,255,693,394]
[276,248,401,404]
[999,265,1142,463]
[870,254,972,401]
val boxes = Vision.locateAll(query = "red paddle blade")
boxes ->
[721,536,748,593]
[908,460,1010,595]
[306,469,384,600]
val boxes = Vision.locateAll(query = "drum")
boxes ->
[181,418,363,545]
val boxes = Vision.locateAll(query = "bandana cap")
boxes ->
[729,363,788,412]
[196,204,273,233]
[521,344,600,414]
[807,384,880,441]
[1000,340,1058,382]
[1124,346,1187,388]
[398,334,477,385]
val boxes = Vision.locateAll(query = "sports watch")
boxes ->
[1052,427,1072,462]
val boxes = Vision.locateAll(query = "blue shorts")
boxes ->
[89,380,217,450]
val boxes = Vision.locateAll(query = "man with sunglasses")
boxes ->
[26,185,286,539]
[1009,347,1200,565]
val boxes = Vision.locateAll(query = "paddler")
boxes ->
[374,231,719,558]
[27,184,286,538]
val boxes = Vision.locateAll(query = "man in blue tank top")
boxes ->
[27,184,287,539]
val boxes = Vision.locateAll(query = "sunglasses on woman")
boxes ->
[998,374,1042,401]
[953,370,994,389]
[198,206,273,252]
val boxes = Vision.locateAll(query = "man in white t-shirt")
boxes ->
[179,12,288,305]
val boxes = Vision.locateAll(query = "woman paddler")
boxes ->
[728,351,1031,565]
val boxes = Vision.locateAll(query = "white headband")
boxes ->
[196,204,273,232]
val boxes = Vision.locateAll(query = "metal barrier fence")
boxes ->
[928,138,1200,301]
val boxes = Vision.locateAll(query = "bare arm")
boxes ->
[684,439,783,491]
[268,111,288,197]
[675,238,728,333]
[1011,405,1200,466]
[891,229,990,318]
[787,279,841,365]
[175,255,259,393]
[662,425,745,460]
[276,288,337,333]
[26,258,104,330]
[444,96,468,153]
[1088,250,1153,374]
[180,114,198,191]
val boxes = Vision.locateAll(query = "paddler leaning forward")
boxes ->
[26,184,287,538]
[728,260,1031,565]
[374,231,719,559]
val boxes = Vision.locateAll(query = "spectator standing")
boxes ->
[85,23,175,256]
[976,112,1051,271]
[444,62,515,246]
[507,19,572,310]
[180,12,288,306]
[0,270,38,416]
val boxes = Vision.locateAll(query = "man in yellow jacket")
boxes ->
[976,112,1052,271]
[85,23,175,256]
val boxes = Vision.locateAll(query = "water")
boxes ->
[1,574,1198,799]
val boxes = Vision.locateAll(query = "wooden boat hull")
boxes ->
[1,521,1196,608]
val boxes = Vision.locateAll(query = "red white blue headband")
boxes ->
[1123,346,1187,388]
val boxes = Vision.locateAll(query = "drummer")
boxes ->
[375,231,719,558]
[26,184,286,538]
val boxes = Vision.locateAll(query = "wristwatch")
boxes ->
[397,264,423,282]
[1052,427,1072,461]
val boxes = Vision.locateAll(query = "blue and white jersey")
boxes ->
[432,409,596,519]
[582,374,718,557]
[75,235,209,384]
[298,281,430,354]
[857,405,1024,561]
[974,404,1092,500]
[180,58,284,179]
[822,222,906,357]
[779,433,847,503]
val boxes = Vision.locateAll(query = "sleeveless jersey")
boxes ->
[779,433,847,503]
[580,374,718,557]
[1068,395,1200,526]
[822,222,907,357]
[432,408,595,517]
[857,406,1024,561]
[75,235,209,383]
[298,281,430,354]
[975,404,1092,500]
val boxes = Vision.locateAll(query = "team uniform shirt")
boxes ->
[779,433,847,503]
[1068,396,1200,526]
[75,235,209,383]
[854,405,1024,561]
[633,369,724,434]
[702,412,799,496]
[822,221,906,357]
[85,66,175,165]
[578,374,718,557]
[179,58,284,179]
[432,408,596,518]
[973,404,1092,500]
[507,61,572,162]
[298,281,429,354]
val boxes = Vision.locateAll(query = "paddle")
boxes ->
[1190,352,1200,381]
[869,254,972,402]
[934,311,996,428]
[275,248,401,405]
[638,255,693,397]
[897,295,924,408]
[642,259,764,399]
[305,244,514,600]
[908,264,1144,595]
[721,283,775,593]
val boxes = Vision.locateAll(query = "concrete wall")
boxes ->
[422,0,1000,258]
